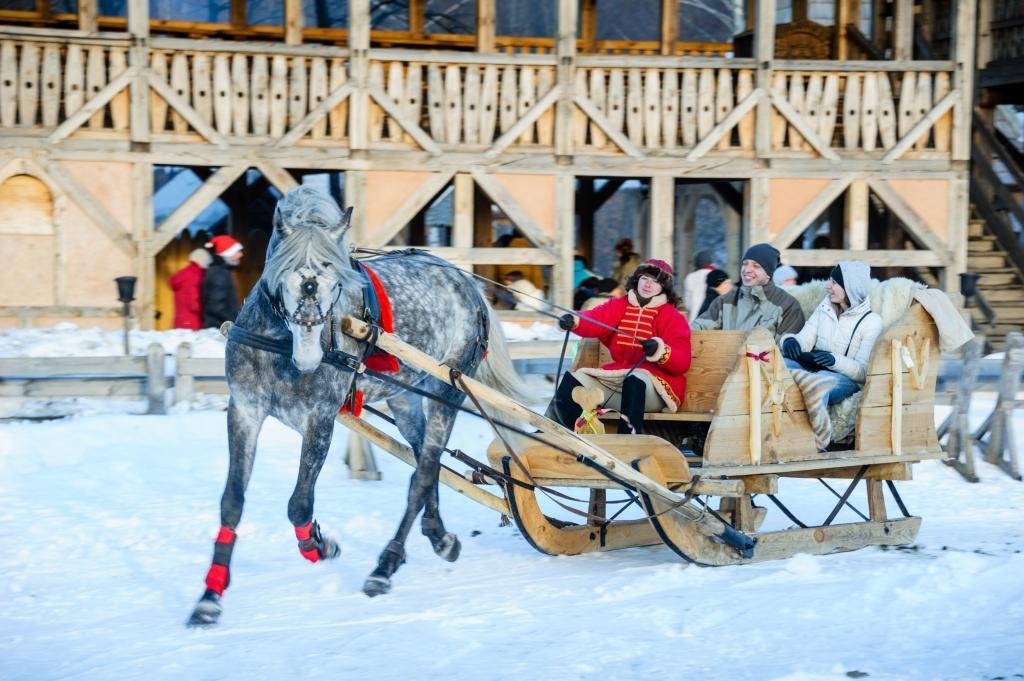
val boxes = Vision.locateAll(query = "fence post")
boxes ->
[175,342,194,406]
[940,333,984,482]
[146,343,166,415]
[975,332,1024,480]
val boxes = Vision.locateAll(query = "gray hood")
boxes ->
[838,260,873,309]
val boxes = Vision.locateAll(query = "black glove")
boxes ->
[781,337,802,360]
[641,338,660,358]
[558,313,576,331]
[808,350,836,368]
[796,352,822,371]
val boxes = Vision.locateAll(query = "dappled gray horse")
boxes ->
[189,186,529,626]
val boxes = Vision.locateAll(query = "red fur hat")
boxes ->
[206,235,243,258]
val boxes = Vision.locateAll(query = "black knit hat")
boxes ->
[830,264,844,289]
[706,269,729,288]
[742,243,781,277]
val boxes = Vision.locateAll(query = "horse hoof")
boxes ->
[362,575,392,597]
[433,532,461,562]
[321,536,341,560]
[186,595,222,627]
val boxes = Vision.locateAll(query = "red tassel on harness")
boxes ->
[360,264,400,373]
[338,390,364,418]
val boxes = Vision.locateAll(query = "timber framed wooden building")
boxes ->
[0,0,982,329]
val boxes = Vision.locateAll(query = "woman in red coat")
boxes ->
[169,248,211,330]
[547,259,692,434]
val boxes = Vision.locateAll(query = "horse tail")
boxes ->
[474,305,535,406]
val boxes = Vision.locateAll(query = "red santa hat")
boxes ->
[206,235,243,258]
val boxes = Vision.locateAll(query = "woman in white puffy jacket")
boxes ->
[779,260,883,405]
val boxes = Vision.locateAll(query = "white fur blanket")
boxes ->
[780,277,941,447]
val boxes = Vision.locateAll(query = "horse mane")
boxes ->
[263,186,361,292]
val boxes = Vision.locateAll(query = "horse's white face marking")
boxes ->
[280,264,343,372]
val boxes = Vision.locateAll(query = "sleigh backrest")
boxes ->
[854,302,941,455]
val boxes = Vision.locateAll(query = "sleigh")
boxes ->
[342,299,942,566]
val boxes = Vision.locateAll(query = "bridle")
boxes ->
[263,271,344,332]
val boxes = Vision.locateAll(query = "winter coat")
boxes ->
[698,286,720,317]
[781,261,883,384]
[573,259,597,289]
[691,280,805,342]
[573,290,692,412]
[508,278,550,312]
[201,257,240,329]
[169,262,205,330]
[682,266,713,321]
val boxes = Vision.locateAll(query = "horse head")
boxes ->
[265,186,360,372]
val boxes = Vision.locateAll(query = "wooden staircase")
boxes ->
[967,217,1024,349]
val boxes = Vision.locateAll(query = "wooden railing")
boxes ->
[0,30,958,161]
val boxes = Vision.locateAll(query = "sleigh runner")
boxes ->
[342,294,943,566]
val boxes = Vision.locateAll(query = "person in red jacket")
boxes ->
[169,248,211,330]
[547,259,692,435]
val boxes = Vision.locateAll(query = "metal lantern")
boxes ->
[115,276,137,354]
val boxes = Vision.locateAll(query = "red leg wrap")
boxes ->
[204,525,237,595]
[205,564,229,595]
[295,522,321,563]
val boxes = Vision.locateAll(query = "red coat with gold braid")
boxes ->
[574,291,692,412]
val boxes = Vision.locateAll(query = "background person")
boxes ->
[682,249,717,321]
[773,265,799,287]
[610,238,641,287]
[698,268,732,317]
[169,248,211,330]
[201,235,244,329]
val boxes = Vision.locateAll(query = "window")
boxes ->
[0,175,54,235]
[496,0,555,37]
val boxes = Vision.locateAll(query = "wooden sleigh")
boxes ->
[341,302,942,567]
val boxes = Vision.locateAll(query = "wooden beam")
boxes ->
[754,0,776,157]
[781,248,945,267]
[132,157,154,329]
[47,67,137,143]
[145,70,229,148]
[648,175,675,262]
[366,82,442,154]
[769,177,852,250]
[149,164,248,256]
[284,0,302,46]
[477,0,495,53]
[44,160,136,257]
[950,0,976,161]
[881,90,958,163]
[471,169,556,251]
[230,0,246,30]
[769,91,841,161]
[452,172,473,250]
[485,85,563,159]
[253,161,298,194]
[127,0,149,145]
[365,171,455,248]
[409,0,425,38]
[555,0,577,159]
[78,0,97,33]
[127,0,148,39]
[275,82,354,147]
[892,0,914,61]
[865,177,952,261]
[580,0,598,53]
[686,89,763,161]
[572,92,645,158]
[348,0,371,153]
[660,0,678,56]
[846,179,869,250]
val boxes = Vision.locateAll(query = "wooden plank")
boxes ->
[145,70,228,147]
[882,87,958,160]
[249,54,269,136]
[477,0,496,53]
[876,72,897,149]
[685,89,761,161]
[211,54,231,135]
[1,42,18,127]
[847,178,869,250]
[735,68,754,149]
[284,0,302,46]
[860,72,880,152]
[148,51,168,133]
[786,71,805,150]
[865,177,952,257]
[366,82,441,154]
[471,169,556,250]
[571,91,645,158]
[150,164,247,255]
[843,72,861,150]
[801,73,822,150]
[107,47,128,131]
[478,64,498,144]
[47,67,135,142]
[770,72,787,149]
[897,71,916,141]
[607,68,626,141]
[818,73,838,145]
[363,171,454,247]
[696,67,714,141]
[660,68,679,149]
[497,64,516,136]
[486,85,561,158]
[191,52,213,126]
[912,72,932,150]
[268,54,288,138]
[231,53,251,137]
[515,65,535,145]
[626,67,643,146]
[384,61,405,143]
[714,68,733,149]
[445,64,463,144]
[536,66,555,146]
[40,43,59,128]
[166,51,188,133]
[62,44,85,125]
[78,0,97,33]
[680,68,696,147]
[461,63,480,144]
[769,91,841,161]
[253,161,299,194]
[85,45,106,129]
[643,68,661,148]
[43,160,136,256]
[932,71,951,152]
[427,63,446,142]
[288,55,308,130]
[767,176,852,250]
[328,58,347,140]
[0,355,147,376]
[0,378,146,399]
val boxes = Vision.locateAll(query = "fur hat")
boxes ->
[773,264,798,284]
[742,243,780,277]
[629,258,675,290]
[206,235,243,258]
[189,248,212,268]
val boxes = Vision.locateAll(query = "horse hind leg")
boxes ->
[188,401,264,627]
[288,413,342,563]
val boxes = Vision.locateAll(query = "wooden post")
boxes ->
[747,352,762,465]
[939,334,983,482]
[754,0,777,158]
[554,174,575,309]
[950,0,977,162]
[892,0,914,61]
[346,431,382,481]
[230,0,246,30]
[659,0,679,56]
[890,339,902,456]
[127,0,150,145]
[835,0,859,60]
[175,342,194,406]
[78,0,97,33]
[648,175,675,261]
[977,0,993,69]
[866,479,886,521]
[346,170,368,243]
[846,179,869,250]
[452,173,473,254]
[348,0,371,154]
[284,0,303,46]
[477,0,496,53]
[146,342,166,415]
[133,159,155,329]
[554,0,577,162]
[947,175,969,293]
[580,0,598,54]
[746,176,770,247]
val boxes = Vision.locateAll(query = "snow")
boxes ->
[1,327,1023,680]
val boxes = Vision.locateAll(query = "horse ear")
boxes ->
[273,204,294,237]
[329,206,354,240]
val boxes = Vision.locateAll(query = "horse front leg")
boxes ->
[363,401,460,597]
[287,412,341,563]
[188,399,265,627]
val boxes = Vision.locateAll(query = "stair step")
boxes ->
[978,271,1020,286]
[968,221,986,238]
[978,287,1024,302]
[968,254,1008,268]
[968,240,997,252]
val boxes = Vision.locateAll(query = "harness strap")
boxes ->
[227,322,364,374]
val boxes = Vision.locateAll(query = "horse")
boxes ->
[188,185,531,626]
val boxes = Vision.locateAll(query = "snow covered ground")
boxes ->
[1,399,1023,681]
[1,324,1023,680]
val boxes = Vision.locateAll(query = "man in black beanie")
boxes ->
[691,243,804,341]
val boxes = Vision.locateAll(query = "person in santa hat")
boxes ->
[169,248,211,330]
[201,234,244,329]
[548,259,692,435]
